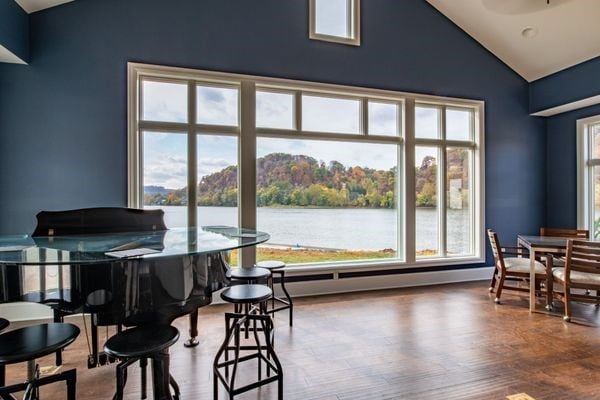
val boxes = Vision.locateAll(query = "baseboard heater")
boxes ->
[280,264,486,283]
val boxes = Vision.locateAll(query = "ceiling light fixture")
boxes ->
[521,26,539,38]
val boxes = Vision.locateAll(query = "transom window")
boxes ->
[577,116,600,237]
[309,0,360,46]
[128,63,484,270]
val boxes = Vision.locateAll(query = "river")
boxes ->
[147,206,471,254]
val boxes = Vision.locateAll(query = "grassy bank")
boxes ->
[228,247,437,265]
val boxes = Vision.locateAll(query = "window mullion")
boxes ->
[187,81,198,228]
[439,106,447,257]
[295,91,302,131]
[239,80,257,267]
[404,99,416,264]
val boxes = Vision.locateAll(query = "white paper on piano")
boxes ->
[105,248,160,258]
[0,245,28,252]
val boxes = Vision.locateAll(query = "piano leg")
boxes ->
[184,309,199,348]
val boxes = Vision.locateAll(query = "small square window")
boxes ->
[310,0,360,46]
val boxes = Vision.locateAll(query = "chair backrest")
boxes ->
[540,227,589,239]
[487,229,505,271]
[32,207,167,236]
[565,239,600,284]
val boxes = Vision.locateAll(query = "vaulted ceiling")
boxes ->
[427,0,600,81]
[10,0,600,82]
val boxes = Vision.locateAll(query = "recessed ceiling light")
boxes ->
[521,26,539,38]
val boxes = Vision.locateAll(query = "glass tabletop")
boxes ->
[517,235,569,248]
[0,226,269,265]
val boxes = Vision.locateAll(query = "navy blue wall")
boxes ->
[530,56,600,114]
[0,0,546,267]
[0,0,29,62]
[546,104,600,227]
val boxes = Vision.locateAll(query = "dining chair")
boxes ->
[487,229,548,304]
[540,227,590,269]
[549,239,600,322]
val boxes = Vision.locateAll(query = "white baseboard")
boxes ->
[0,267,493,321]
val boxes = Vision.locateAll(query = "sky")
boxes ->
[142,82,472,189]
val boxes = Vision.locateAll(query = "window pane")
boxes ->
[197,135,239,224]
[592,123,600,159]
[142,81,187,123]
[416,146,439,257]
[256,138,399,264]
[256,91,295,130]
[446,108,472,141]
[447,148,472,256]
[197,86,239,126]
[594,166,600,239]
[369,101,398,136]
[315,0,350,38]
[143,131,188,228]
[415,106,440,139]
[302,95,360,134]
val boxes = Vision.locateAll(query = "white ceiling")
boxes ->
[426,0,600,82]
[14,0,73,14]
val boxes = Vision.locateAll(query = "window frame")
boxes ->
[128,62,485,272]
[577,115,600,235]
[309,0,361,46]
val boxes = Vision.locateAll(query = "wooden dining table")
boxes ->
[517,235,569,313]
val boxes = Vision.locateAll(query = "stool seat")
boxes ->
[221,284,272,304]
[230,267,271,280]
[256,260,285,270]
[104,325,179,359]
[0,323,80,365]
[0,318,9,332]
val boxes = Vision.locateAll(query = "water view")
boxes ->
[148,206,471,263]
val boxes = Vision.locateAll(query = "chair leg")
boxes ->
[169,374,180,400]
[279,270,293,327]
[564,285,572,322]
[114,363,126,400]
[140,358,147,400]
[53,310,63,367]
[495,274,505,303]
[546,277,554,311]
[66,368,77,400]
[489,266,497,292]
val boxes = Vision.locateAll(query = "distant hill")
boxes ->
[144,185,173,195]
[143,151,468,209]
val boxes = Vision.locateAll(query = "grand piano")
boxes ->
[0,208,269,378]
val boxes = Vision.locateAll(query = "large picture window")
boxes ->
[577,116,600,237]
[128,64,484,270]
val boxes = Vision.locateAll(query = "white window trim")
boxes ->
[577,115,600,233]
[309,0,361,46]
[127,62,485,272]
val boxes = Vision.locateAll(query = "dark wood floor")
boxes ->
[5,281,600,399]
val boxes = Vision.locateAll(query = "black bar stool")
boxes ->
[230,267,272,338]
[214,284,283,400]
[0,323,79,400]
[104,325,180,400]
[256,261,294,326]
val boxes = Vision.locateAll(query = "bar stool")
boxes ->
[0,323,79,400]
[104,325,180,400]
[256,261,294,326]
[230,267,272,338]
[213,284,283,400]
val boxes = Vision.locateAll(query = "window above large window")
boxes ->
[309,0,360,46]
